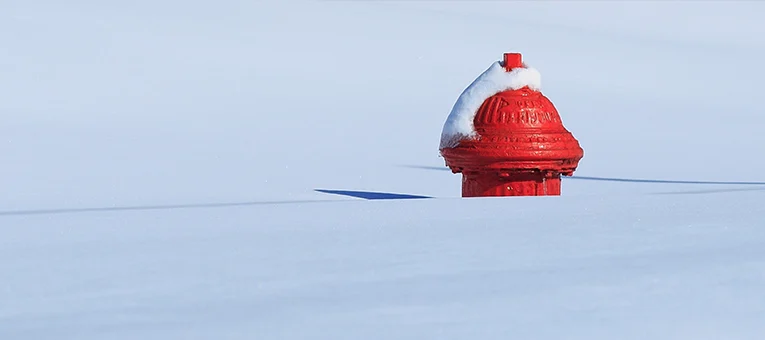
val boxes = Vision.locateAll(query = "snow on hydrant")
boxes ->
[439,53,584,197]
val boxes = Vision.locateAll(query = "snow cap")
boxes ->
[439,53,542,149]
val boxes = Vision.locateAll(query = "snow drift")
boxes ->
[439,60,542,149]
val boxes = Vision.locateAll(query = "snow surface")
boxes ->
[439,61,541,149]
[3,0,765,339]
[4,192,765,339]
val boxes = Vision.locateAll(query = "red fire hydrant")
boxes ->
[439,52,584,197]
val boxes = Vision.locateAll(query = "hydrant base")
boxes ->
[462,172,562,197]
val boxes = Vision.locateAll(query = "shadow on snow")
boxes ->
[0,190,431,218]
[314,189,431,200]
[4,166,763,218]
[401,165,765,186]
[0,199,348,217]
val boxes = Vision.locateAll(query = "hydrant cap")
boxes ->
[503,53,523,71]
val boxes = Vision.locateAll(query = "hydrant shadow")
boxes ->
[567,176,765,186]
[401,165,765,186]
[314,189,432,200]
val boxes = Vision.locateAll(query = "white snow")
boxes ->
[4,192,765,339]
[439,61,542,149]
[3,1,765,339]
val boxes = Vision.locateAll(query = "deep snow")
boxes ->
[2,1,765,339]
[4,192,765,339]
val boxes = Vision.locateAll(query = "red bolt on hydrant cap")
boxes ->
[440,52,584,197]
[503,53,523,71]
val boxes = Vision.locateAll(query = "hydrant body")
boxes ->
[440,53,584,197]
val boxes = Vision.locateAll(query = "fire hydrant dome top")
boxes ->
[439,53,542,149]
